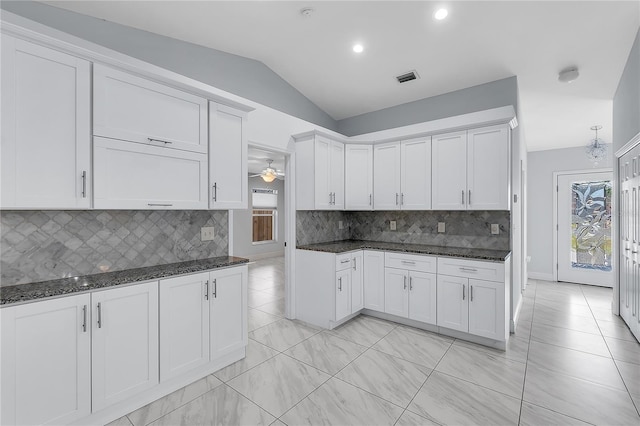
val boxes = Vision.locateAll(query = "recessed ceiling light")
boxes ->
[353,44,364,53]
[558,67,580,83]
[434,8,448,20]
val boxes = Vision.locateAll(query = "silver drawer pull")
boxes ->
[401,260,416,265]
[148,203,173,207]
[459,267,478,272]
[148,137,173,145]
[341,259,351,264]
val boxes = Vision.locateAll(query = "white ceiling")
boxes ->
[43,1,639,151]
[248,147,285,176]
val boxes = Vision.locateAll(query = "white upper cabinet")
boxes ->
[373,143,402,210]
[1,35,91,209]
[467,126,510,210]
[93,64,208,154]
[93,137,208,209]
[296,134,345,210]
[209,103,248,209]
[433,126,509,210]
[373,138,431,210]
[345,145,373,210]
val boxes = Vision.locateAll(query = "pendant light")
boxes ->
[585,125,607,166]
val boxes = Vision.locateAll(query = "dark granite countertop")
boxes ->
[297,240,511,261]
[0,256,249,307]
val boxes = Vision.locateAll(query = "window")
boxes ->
[252,189,277,244]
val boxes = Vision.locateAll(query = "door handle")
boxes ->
[205,280,209,300]
[396,193,399,206]
[82,305,87,332]
[213,183,218,201]
[403,275,407,290]
[462,190,465,205]
[338,277,342,291]
[468,190,471,205]
[369,194,372,206]
[401,193,404,205]
[409,276,413,291]
[97,302,102,328]
[212,279,217,298]
[148,137,173,145]
[470,285,473,301]
[462,285,466,300]
[353,258,357,271]
[81,171,87,198]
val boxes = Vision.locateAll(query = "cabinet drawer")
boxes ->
[336,253,354,271]
[437,257,505,282]
[385,252,436,273]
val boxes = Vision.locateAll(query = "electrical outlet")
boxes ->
[491,224,500,235]
[201,226,215,241]
[438,222,446,233]
[339,221,344,230]
[390,220,397,231]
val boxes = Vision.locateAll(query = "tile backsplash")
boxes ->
[1,210,228,286]
[297,210,510,250]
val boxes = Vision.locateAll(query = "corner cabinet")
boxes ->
[295,133,345,210]
[209,103,248,209]
[1,35,91,209]
[432,125,510,210]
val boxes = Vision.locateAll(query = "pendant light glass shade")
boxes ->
[585,125,607,166]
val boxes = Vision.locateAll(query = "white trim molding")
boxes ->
[615,131,640,158]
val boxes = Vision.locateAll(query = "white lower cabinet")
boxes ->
[210,267,248,360]
[335,269,352,322]
[384,253,437,324]
[384,268,409,317]
[351,251,364,312]
[436,275,469,332]
[363,250,385,311]
[1,294,91,426]
[91,282,159,411]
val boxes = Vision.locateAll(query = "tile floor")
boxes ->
[109,257,640,426]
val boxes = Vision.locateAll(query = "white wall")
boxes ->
[527,146,613,279]
[233,176,285,259]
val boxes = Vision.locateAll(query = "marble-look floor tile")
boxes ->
[248,277,278,292]
[105,416,133,426]
[530,322,610,357]
[514,319,532,338]
[285,331,366,375]
[519,402,592,426]
[532,309,601,335]
[527,340,625,391]
[408,372,521,426]
[214,339,279,382]
[394,409,440,426]
[147,384,275,426]
[616,359,640,397]
[534,298,594,317]
[523,364,640,425]
[605,336,640,365]
[127,375,222,426]
[279,377,403,426]
[372,326,452,369]
[597,318,639,342]
[248,289,280,308]
[327,315,396,347]
[453,334,530,364]
[590,307,622,322]
[249,319,319,351]
[227,354,330,417]
[336,348,430,407]
[269,421,286,426]
[248,308,280,332]
[261,285,285,299]
[435,344,526,398]
[255,298,285,317]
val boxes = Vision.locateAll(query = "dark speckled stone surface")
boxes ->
[0,256,248,306]
[297,240,511,261]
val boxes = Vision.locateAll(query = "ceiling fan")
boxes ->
[250,159,285,182]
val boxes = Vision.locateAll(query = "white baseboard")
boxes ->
[528,272,554,282]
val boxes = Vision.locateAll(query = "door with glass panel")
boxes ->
[557,172,613,287]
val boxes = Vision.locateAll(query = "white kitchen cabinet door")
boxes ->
[94,64,207,154]
[92,282,159,411]
[467,126,510,210]
[330,141,346,210]
[209,103,247,209]
[93,137,208,209]
[401,138,432,210]
[384,268,409,317]
[363,250,385,311]
[345,145,373,210]
[468,278,505,340]
[1,35,91,209]
[408,271,437,325]
[335,269,352,321]
[351,251,364,312]
[436,275,468,332]
[159,273,210,382]
[374,143,402,210]
[1,294,91,426]
[432,131,467,210]
[314,137,332,209]
[210,266,248,360]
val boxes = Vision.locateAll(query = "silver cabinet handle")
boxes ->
[148,137,173,145]
[403,275,407,290]
[82,305,87,332]
[462,285,466,300]
[396,193,399,205]
[341,259,351,264]
[81,171,87,198]
[333,192,336,205]
[338,277,342,291]
[459,267,478,272]
[212,279,217,298]
[369,194,372,205]
[148,203,173,207]
[409,276,413,291]
[353,258,357,271]
[462,190,465,204]
[97,302,102,328]
[401,260,416,265]
[468,190,471,205]
[401,193,404,205]
[205,280,209,300]
[633,251,638,254]
[470,285,474,302]
[213,183,217,201]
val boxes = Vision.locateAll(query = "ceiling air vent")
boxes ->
[396,70,420,84]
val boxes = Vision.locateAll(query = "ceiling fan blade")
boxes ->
[249,173,263,178]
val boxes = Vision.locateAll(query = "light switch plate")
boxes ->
[438,222,446,233]
[339,221,344,230]
[390,220,397,231]
[201,227,215,241]
[491,224,500,235]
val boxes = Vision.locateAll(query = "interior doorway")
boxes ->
[555,171,613,287]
